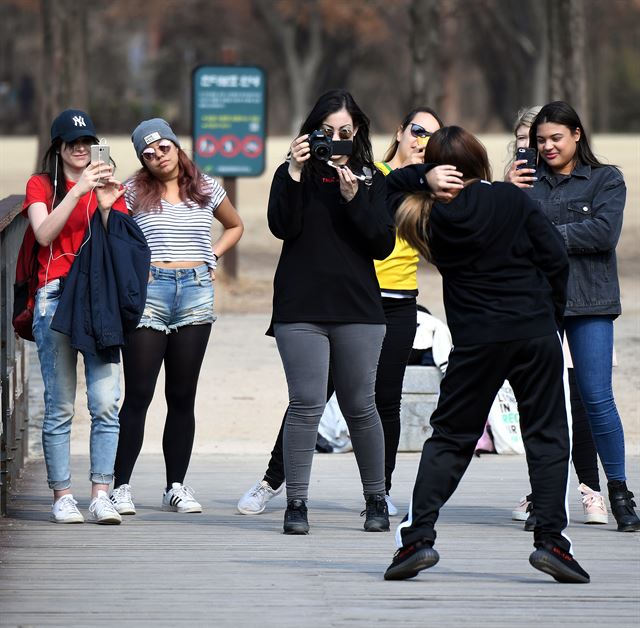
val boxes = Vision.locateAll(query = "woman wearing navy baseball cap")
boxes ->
[24,109,127,524]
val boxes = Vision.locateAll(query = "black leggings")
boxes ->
[263,297,417,494]
[568,368,600,490]
[113,324,212,489]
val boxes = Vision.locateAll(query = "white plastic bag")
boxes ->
[487,380,525,455]
[317,394,352,453]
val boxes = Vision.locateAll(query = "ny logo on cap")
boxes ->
[72,115,86,127]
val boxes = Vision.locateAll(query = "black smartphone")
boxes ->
[516,147,537,170]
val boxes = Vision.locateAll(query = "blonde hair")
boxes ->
[396,192,435,261]
[512,105,543,134]
[504,105,543,177]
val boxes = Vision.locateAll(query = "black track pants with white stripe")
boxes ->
[397,333,572,553]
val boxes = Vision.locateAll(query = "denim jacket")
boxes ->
[527,162,624,318]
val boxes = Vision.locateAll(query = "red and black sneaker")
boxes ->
[384,540,439,581]
[529,543,590,583]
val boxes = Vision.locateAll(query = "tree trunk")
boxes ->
[254,0,323,134]
[37,0,89,168]
[409,0,440,110]
[438,0,460,122]
[546,0,589,127]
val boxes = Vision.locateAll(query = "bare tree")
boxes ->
[438,0,461,123]
[253,0,323,133]
[409,0,440,109]
[37,0,89,165]
[546,0,588,125]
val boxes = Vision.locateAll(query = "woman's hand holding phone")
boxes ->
[73,162,111,197]
[506,161,537,188]
[95,174,124,212]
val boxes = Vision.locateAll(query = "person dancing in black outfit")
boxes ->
[383,126,590,584]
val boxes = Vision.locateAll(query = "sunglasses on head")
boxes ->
[409,123,432,139]
[142,141,173,161]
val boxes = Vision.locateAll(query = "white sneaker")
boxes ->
[237,480,283,515]
[110,484,136,515]
[87,490,122,524]
[50,494,84,524]
[385,495,399,517]
[512,495,532,521]
[579,483,608,524]
[162,483,202,513]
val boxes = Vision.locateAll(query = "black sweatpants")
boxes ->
[398,333,572,553]
[263,297,417,492]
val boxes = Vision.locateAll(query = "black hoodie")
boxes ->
[387,165,569,345]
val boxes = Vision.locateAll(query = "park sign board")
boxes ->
[192,65,266,177]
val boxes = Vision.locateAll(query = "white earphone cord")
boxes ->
[40,155,97,315]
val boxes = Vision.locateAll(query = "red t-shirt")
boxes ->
[23,174,127,288]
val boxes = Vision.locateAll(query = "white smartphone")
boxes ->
[91,143,110,165]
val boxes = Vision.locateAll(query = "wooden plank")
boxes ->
[0,453,639,627]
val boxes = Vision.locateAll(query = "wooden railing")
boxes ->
[0,195,29,516]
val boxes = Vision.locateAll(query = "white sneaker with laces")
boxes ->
[237,480,283,515]
[50,494,84,524]
[87,490,122,524]
[385,495,399,517]
[110,484,136,515]
[579,483,608,524]
[512,495,532,521]
[162,483,202,513]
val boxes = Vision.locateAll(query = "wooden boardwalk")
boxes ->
[1,453,639,627]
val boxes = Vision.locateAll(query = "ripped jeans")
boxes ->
[138,264,216,333]
[33,279,121,490]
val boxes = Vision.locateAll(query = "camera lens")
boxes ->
[313,144,331,160]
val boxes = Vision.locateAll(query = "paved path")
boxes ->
[1,453,639,627]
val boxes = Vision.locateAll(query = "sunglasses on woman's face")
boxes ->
[409,123,432,139]
[142,141,173,162]
[65,138,94,152]
[321,125,353,140]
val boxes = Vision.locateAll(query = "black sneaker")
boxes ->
[361,494,390,532]
[524,510,536,531]
[283,499,309,535]
[607,480,640,532]
[384,540,440,580]
[529,543,590,583]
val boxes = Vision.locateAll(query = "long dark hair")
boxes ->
[383,106,444,162]
[396,126,492,260]
[129,145,211,213]
[39,139,67,207]
[298,89,373,179]
[529,101,608,169]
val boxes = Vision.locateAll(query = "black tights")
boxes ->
[569,368,600,490]
[114,324,212,489]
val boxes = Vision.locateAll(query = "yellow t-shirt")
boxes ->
[373,162,419,293]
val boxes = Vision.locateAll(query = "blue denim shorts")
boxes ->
[139,264,216,334]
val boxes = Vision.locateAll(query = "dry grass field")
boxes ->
[2,135,638,450]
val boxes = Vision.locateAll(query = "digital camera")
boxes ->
[308,130,332,161]
[308,130,352,161]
